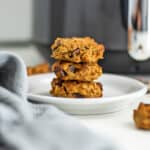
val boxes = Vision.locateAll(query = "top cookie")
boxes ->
[51,37,104,63]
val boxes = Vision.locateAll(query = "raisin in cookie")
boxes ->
[50,78,103,98]
[52,61,102,81]
[51,37,104,63]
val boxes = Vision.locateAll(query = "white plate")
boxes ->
[28,73,147,115]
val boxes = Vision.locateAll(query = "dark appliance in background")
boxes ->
[50,0,150,74]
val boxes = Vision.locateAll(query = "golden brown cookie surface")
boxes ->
[51,37,104,63]
[50,78,103,98]
[134,103,150,129]
[27,63,50,76]
[52,61,102,81]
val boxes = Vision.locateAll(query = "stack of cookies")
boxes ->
[50,37,104,98]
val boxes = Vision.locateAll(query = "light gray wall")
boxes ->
[0,0,51,65]
[0,0,51,44]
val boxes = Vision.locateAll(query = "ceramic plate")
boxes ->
[28,73,147,115]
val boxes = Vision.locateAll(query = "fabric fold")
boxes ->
[0,52,118,150]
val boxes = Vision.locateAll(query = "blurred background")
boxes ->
[1,0,150,74]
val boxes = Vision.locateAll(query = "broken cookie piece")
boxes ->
[133,102,150,129]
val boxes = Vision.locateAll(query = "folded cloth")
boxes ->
[0,52,118,150]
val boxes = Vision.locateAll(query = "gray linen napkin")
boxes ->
[0,52,118,150]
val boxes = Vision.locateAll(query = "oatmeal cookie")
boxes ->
[134,103,150,129]
[27,63,50,76]
[51,37,104,63]
[52,61,102,81]
[50,78,103,98]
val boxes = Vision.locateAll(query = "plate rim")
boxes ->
[28,73,147,105]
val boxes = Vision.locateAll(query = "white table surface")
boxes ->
[75,94,150,150]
